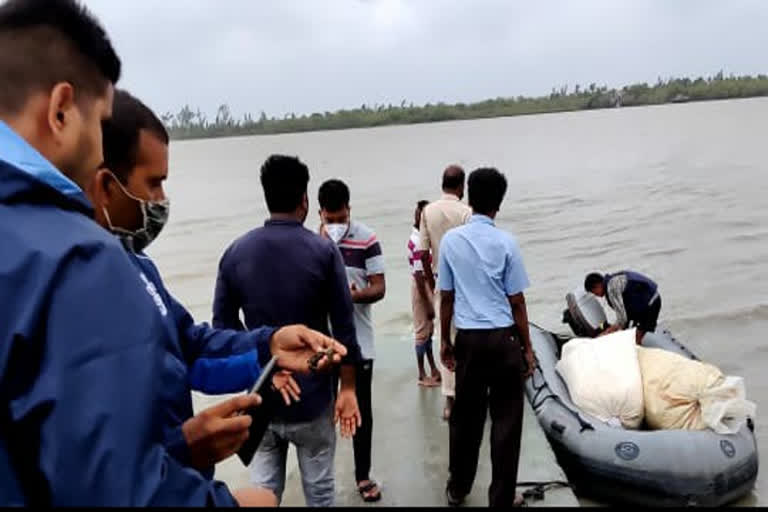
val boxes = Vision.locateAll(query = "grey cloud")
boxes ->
[84,0,768,119]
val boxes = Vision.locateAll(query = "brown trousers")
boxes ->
[447,327,525,507]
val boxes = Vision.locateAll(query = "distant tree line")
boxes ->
[163,72,768,140]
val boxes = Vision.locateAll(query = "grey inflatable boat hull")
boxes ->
[524,325,759,506]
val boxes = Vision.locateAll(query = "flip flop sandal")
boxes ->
[358,481,382,502]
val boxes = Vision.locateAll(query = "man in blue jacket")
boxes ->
[585,270,662,344]
[0,0,340,506]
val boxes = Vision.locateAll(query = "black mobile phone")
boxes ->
[238,356,279,466]
[249,356,278,394]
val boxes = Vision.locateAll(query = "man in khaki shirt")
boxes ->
[415,165,472,420]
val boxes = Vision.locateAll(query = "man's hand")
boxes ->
[272,370,301,405]
[182,394,261,470]
[270,325,348,374]
[334,388,362,438]
[231,487,278,507]
[349,282,359,301]
[441,342,456,372]
[523,348,536,379]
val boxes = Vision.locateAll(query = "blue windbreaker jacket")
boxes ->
[0,121,241,506]
[129,251,275,472]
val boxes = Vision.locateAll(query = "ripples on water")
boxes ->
[151,98,768,504]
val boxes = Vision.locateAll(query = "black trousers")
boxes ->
[353,359,374,483]
[634,296,662,334]
[448,327,524,507]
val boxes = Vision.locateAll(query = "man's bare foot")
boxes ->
[431,371,442,383]
[418,377,440,387]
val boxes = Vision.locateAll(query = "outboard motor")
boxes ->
[562,288,608,338]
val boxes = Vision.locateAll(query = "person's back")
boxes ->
[584,270,661,344]
[608,270,658,314]
[421,195,472,275]
[440,221,525,329]
[417,165,472,420]
[438,168,534,508]
[213,155,361,507]
[215,220,352,422]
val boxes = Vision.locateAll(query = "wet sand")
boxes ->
[196,337,578,507]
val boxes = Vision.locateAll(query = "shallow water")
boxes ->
[150,97,768,504]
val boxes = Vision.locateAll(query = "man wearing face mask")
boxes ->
[213,155,362,507]
[89,90,352,488]
[318,179,386,503]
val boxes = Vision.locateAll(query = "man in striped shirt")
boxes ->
[319,179,386,503]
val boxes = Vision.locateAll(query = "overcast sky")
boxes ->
[85,0,768,119]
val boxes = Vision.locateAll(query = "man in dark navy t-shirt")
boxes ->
[213,155,361,506]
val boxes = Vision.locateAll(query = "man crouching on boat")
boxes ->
[585,271,662,345]
[84,89,348,506]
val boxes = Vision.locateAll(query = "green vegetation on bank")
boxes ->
[164,72,768,140]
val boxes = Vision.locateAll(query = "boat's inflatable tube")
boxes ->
[526,292,758,506]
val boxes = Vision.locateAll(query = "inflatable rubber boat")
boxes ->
[524,289,758,506]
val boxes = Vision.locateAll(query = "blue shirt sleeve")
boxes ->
[438,236,455,292]
[503,238,530,296]
[1,242,236,506]
[188,351,261,394]
[169,292,274,363]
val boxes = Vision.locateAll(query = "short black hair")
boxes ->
[467,167,507,215]
[0,0,121,114]
[417,200,429,211]
[102,90,168,184]
[318,179,350,212]
[442,165,465,191]
[585,273,604,292]
[260,155,310,214]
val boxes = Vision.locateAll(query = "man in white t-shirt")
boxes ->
[318,179,386,503]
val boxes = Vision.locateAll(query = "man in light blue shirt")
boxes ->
[437,167,535,508]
